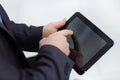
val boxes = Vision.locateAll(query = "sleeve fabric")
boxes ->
[8,21,43,52]
[0,45,74,80]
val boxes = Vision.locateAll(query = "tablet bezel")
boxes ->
[60,12,114,75]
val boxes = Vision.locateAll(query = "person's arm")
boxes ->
[8,19,66,52]
[1,4,43,52]
[8,21,43,52]
[0,45,74,80]
[0,28,74,80]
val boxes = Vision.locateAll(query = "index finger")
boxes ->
[57,29,73,36]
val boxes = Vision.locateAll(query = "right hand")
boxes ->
[39,30,73,56]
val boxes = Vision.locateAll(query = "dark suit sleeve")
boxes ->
[0,45,74,80]
[0,4,42,52]
[8,21,43,52]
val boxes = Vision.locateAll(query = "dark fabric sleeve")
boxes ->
[8,21,43,52]
[0,4,43,52]
[0,45,74,80]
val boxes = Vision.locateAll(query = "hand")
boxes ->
[42,19,66,38]
[40,30,73,56]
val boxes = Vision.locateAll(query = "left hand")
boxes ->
[42,19,66,38]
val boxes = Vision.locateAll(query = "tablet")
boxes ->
[59,12,114,75]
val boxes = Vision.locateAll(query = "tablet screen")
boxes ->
[67,17,107,67]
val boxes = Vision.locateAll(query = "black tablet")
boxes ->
[59,12,114,75]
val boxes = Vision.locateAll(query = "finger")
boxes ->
[71,35,80,51]
[54,18,66,29]
[57,29,73,36]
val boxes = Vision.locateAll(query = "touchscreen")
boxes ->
[67,17,107,67]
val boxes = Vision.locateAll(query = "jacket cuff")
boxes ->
[30,26,43,41]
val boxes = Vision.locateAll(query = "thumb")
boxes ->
[54,18,66,29]
[57,29,73,36]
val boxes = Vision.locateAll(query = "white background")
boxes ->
[0,0,120,80]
